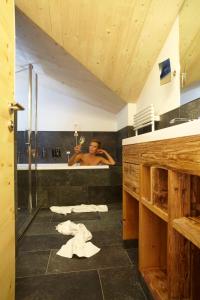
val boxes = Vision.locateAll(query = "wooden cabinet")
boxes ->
[123,163,140,200]
[123,135,200,300]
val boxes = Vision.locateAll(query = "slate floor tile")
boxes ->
[18,234,69,252]
[24,222,60,236]
[16,251,50,278]
[99,266,146,300]
[33,211,53,223]
[80,219,122,232]
[92,230,123,247]
[99,210,122,223]
[126,248,139,266]
[16,270,103,300]
[47,245,131,274]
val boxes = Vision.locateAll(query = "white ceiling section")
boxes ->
[15,10,125,114]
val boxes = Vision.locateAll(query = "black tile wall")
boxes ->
[158,98,200,130]
[17,127,134,165]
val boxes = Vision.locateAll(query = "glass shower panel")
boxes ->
[30,69,38,209]
[15,65,39,238]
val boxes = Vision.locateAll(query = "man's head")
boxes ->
[89,139,101,155]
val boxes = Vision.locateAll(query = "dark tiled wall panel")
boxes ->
[17,166,122,208]
[17,130,132,165]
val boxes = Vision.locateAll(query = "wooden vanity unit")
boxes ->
[122,120,200,300]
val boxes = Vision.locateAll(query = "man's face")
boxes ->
[89,142,99,154]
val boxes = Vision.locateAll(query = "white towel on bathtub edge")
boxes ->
[56,220,100,258]
[50,204,108,215]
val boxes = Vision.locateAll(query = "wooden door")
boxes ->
[0,1,15,299]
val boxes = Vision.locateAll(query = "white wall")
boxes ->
[181,82,200,105]
[117,103,136,130]
[136,17,180,116]
[16,72,117,132]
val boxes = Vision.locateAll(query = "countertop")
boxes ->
[122,119,200,146]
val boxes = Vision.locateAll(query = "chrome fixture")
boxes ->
[169,117,192,124]
[66,151,71,163]
[79,136,85,145]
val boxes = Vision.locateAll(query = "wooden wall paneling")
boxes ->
[179,0,200,88]
[122,190,139,240]
[0,0,15,299]
[15,0,184,104]
[168,170,191,299]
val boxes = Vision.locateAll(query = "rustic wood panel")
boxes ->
[168,171,191,299]
[191,244,200,299]
[173,216,200,249]
[141,198,168,222]
[123,135,200,175]
[15,0,183,103]
[190,175,200,217]
[123,163,140,200]
[140,165,151,202]
[123,190,139,240]
[0,0,15,299]
[142,269,168,300]
[139,204,167,271]
[151,167,168,213]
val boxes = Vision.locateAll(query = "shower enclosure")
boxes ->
[15,64,39,239]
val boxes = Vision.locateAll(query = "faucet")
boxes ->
[169,117,191,124]
[66,151,71,163]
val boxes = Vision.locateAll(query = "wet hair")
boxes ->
[90,139,101,149]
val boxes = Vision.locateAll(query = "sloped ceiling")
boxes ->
[180,0,200,88]
[15,0,184,104]
[15,10,125,113]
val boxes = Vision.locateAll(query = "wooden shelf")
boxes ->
[123,185,139,201]
[141,197,168,222]
[173,217,200,249]
[141,268,168,300]
[151,167,168,211]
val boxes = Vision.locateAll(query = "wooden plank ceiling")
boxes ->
[15,0,184,103]
[179,0,200,88]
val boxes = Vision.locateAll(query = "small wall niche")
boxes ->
[151,167,168,212]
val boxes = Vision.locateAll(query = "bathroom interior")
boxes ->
[1,1,200,299]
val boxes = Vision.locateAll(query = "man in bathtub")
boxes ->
[68,139,115,166]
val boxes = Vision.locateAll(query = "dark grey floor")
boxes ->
[16,203,147,300]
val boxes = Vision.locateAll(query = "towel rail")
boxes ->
[133,104,160,135]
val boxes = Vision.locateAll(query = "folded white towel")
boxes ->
[50,204,108,215]
[56,220,100,258]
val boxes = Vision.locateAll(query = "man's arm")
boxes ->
[68,145,82,166]
[97,149,115,165]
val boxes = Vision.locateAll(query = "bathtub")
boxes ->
[17,163,109,170]
[17,163,121,208]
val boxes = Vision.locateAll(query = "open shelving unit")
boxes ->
[123,134,200,299]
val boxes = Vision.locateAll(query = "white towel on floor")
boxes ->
[50,204,108,215]
[56,220,100,258]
